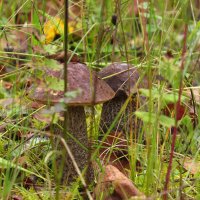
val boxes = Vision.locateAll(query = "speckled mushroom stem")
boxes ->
[55,106,94,184]
[100,92,137,135]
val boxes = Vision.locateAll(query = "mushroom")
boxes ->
[29,62,115,183]
[98,63,141,168]
[98,62,140,136]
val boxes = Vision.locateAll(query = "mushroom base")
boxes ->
[54,106,94,185]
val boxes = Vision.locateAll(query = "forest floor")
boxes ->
[0,0,200,199]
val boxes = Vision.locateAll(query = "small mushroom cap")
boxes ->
[98,63,140,96]
[29,62,115,105]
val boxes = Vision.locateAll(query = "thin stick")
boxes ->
[163,24,188,200]
[59,0,69,196]
[64,0,68,138]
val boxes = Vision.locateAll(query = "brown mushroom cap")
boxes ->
[29,62,115,105]
[98,62,140,96]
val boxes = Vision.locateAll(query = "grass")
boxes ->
[0,0,200,199]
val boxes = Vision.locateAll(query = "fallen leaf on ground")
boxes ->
[184,88,200,105]
[33,112,52,124]
[163,103,186,121]
[99,132,142,174]
[11,195,23,200]
[95,165,145,200]
[43,17,75,44]
[43,17,64,44]
[3,81,13,90]
[99,132,130,174]
[45,51,81,63]
[100,132,128,157]
[183,158,200,175]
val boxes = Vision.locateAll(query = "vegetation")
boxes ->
[0,0,200,199]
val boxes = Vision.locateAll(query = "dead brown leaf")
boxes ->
[99,132,142,174]
[3,81,13,90]
[184,88,200,105]
[95,165,145,200]
[33,111,52,124]
[183,158,200,175]
[11,195,23,200]
[45,51,81,63]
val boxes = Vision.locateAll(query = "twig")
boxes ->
[64,0,69,132]
[163,24,188,200]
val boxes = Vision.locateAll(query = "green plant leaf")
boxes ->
[0,157,46,180]
[45,76,64,91]
[139,88,187,103]
[135,111,175,127]
[159,115,175,127]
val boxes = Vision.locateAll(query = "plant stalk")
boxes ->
[64,0,68,139]
[163,24,188,200]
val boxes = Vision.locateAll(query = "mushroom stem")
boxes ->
[56,106,93,183]
[100,92,135,134]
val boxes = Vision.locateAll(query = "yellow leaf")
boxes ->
[43,17,75,44]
